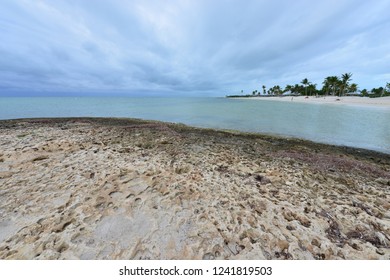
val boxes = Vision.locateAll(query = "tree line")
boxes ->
[231,73,390,98]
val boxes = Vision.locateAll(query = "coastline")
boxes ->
[1,118,389,260]
[231,96,390,108]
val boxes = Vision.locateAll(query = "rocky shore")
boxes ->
[0,118,389,259]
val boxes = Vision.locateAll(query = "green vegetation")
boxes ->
[226,73,390,98]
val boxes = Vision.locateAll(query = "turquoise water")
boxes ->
[1,97,389,154]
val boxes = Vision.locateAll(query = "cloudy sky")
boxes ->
[1,0,390,96]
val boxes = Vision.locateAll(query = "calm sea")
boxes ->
[1,97,389,154]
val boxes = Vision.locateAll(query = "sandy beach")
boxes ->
[237,96,390,108]
[0,118,389,260]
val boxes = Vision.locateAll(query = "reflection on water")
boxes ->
[1,97,389,153]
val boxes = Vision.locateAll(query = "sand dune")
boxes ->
[0,118,389,259]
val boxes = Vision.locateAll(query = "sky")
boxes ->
[1,0,390,96]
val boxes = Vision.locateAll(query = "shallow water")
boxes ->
[1,97,389,153]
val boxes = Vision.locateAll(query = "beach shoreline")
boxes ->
[1,118,389,260]
[231,96,390,108]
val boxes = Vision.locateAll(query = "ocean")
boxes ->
[1,97,389,154]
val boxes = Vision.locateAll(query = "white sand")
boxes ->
[241,96,390,108]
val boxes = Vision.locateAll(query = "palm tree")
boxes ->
[307,83,317,96]
[324,76,339,96]
[262,85,266,95]
[348,83,358,94]
[322,79,330,96]
[386,82,390,93]
[337,79,344,96]
[340,72,353,96]
[284,84,293,94]
[293,84,303,95]
[301,78,309,96]
[274,85,282,95]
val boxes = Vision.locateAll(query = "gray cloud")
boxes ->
[1,0,389,95]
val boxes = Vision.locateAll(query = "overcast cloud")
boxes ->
[1,0,390,96]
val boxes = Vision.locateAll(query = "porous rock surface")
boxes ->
[0,118,389,259]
